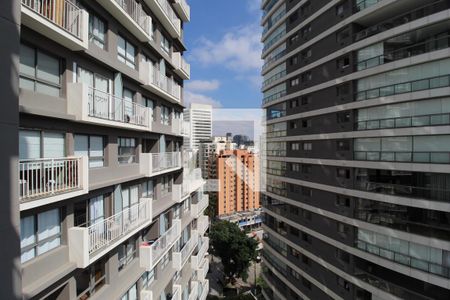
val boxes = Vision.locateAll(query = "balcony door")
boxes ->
[78,67,109,118]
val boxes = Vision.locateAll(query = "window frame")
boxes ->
[117,35,136,69]
[118,137,137,164]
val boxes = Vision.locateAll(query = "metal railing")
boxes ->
[114,0,151,35]
[150,64,181,100]
[354,151,450,163]
[19,157,82,201]
[21,0,82,38]
[355,180,450,202]
[265,150,287,156]
[148,221,181,265]
[88,198,152,254]
[152,152,181,172]
[180,235,199,266]
[356,74,450,101]
[357,35,450,71]
[262,0,279,17]
[354,0,450,42]
[262,49,286,71]
[262,28,286,53]
[357,239,450,278]
[88,87,150,127]
[356,112,450,130]
[157,0,181,32]
[267,130,287,138]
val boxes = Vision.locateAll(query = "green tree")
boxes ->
[209,221,258,283]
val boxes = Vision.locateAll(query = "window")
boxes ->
[301,232,311,243]
[336,195,350,207]
[336,3,345,16]
[161,253,170,269]
[302,187,312,197]
[337,83,350,97]
[301,95,311,105]
[290,226,299,236]
[301,49,312,60]
[118,137,137,164]
[19,130,65,160]
[74,135,104,168]
[142,180,154,198]
[290,98,299,108]
[337,140,350,151]
[337,168,350,179]
[301,164,312,174]
[290,55,298,65]
[337,222,349,234]
[117,36,136,68]
[302,142,312,151]
[19,44,61,97]
[291,247,300,258]
[301,254,310,266]
[289,34,299,45]
[161,105,170,125]
[121,283,137,300]
[301,25,311,39]
[89,13,106,49]
[20,209,61,263]
[144,98,155,121]
[300,1,311,16]
[289,11,299,23]
[291,163,300,172]
[118,238,137,271]
[302,209,311,220]
[142,269,155,288]
[337,112,351,123]
[76,259,106,299]
[161,34,171,53]
[337,56,350,69]
[301,119,311,128]
[290,121,298,129]
[290,78,299,87]
[337,277,350,291]
[337,28,350,44]
[291,142,300,151]
[302,277,312,290]
[336,248,350,263]
[301,71,312,82]
[161,175,172,194]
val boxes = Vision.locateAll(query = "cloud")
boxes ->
[184,91,222,108]
[185,79,220,92]
[190,24,263,73]
[235,74,262,89]
[246,0,261,12]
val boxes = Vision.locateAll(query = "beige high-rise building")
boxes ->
[216,149,260,216]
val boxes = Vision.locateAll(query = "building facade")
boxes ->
[183,103,212,150]
[13,0,209,299]
[261,0,450,299]
[216,149,260,216]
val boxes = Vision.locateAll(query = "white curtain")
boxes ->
[89,195,104,223]
[20,216,36,262]
[90,136,104,168]
[37,209,60,255]
[43,132,65,158]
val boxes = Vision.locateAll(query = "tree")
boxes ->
[209,221,258,283]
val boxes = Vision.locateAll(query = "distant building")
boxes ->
[184,103,212,149]
[198,137,236,180]
[216,149,260,216]
[218,209,262,231]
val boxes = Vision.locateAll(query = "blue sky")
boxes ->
[183,0,263,109]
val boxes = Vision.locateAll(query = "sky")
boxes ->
[183,0,263,109]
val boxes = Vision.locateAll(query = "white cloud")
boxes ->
[246,0,261,12]
[185,79,220,92]
[190,24,263,72]
[184,91,222,108]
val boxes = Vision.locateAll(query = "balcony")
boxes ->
[191,195,209,218]
[171,118,183,135]
[139,62,181,104]
[183,168,205,197]
[143,0,181,38]
[197,257,209,280]
[97,0,152,42]
[172,52,190,80]
[140,152,182,177]
[197,215,209,236]
[188,281,199,300]
[173,233,199,271]
[198,280,209,300]
[68,197,153,268]
[140,219,182,271]
[21,0,89,50]
[191,236,209,269]
[173,0,190,22]
[67,83,151,131]
[19,156,88,210]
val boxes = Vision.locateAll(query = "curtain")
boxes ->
[19,130,40,160]
[37,209,60,255]
[43,132,65,158]
[89,196,104,223]
[90,136,104,168]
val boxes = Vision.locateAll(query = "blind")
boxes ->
[43,132,65,158]
[19,130,41,160]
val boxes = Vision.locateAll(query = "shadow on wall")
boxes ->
[0,0,22,299]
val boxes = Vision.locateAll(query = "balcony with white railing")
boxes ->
[173,0,190,22]
[68,197,153,268]
[197,258,209,280]
[97,0,152,42]
[139,62,181,104]
[140,219,182,271]
[188,281,199,300]
[19,156,89,210]
[67,83,151,131]
[191,194,209,218]
[21,0,89,50]
[199,280,209,300]
[173,233,199,271]
[197,215,209,236]
[191,236,209,270]
[182,168,205,197]
[140,152,182,177]
[171,117,183,136]
[143,0,181,38]
[172,52,190,80]
[140,290,153,300]
[172,183,183,203]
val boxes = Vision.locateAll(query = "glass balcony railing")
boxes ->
[263,90,286,105]
[354,0,450,42]
[262,8,286,36]
[357,35,450,71]
[354,151,450,164]
[356,112,450,130]
[263,70,287,88]
[114,0,151,35]
[263,29,286,53]
[356,239,450,278]
[355,0,382,12]
[262,49,286,72]
[356,74,450,101]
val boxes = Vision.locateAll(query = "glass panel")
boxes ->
[36,83,60,97]
[74,135,89,157]
[78,67,94,86]
[37,51,59,84]
[20,44,35,77]
[90,136,104,168]
[37,209,60,241]
[20,215,35,248]
[43,132,65,158]
[19,77,35,91]
[19,130,41,159]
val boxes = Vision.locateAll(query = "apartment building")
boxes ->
[216,149,260,216]
[6,0,210,299]
[261,0,450,299]
[198,136,235,180]
[183,104,212,150]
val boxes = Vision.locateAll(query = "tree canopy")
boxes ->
[209,221,258,282]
